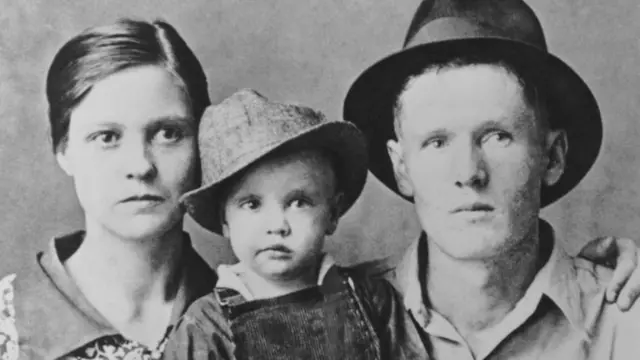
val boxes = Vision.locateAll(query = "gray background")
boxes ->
[1,0,639,272]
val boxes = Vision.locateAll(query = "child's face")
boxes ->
[222,149,340,282]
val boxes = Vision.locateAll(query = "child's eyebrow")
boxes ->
[286,186,322,199]
[229,192,258,204]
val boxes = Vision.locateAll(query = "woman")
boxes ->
[1,16,640,360]
[0,19,214,359]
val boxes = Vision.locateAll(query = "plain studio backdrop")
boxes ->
[0,0,639,273]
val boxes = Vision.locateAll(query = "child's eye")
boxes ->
[290,198,312,209]
[240,199,260,211]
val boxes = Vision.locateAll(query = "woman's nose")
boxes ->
[121,141,157,181]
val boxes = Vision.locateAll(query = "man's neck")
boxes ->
[64,222,185,346]
[425,225,544,344]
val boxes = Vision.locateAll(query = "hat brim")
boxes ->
[181,121,369,235]
[343,37,602,207]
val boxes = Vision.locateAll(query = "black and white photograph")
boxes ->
[1,0,640,359]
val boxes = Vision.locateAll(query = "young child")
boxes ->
[162,89,428,359]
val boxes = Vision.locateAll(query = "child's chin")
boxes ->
[258,262,301,280]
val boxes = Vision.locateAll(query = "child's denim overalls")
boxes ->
[215,266,381,360]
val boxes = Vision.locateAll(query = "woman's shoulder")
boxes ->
[0,252,80,359]
[0,267,49,360]
[0,274,18,360]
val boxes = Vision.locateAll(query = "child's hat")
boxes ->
[181,89,369,234]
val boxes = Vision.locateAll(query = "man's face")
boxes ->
[388,63,566,261]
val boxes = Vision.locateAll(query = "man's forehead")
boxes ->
[396,63,531,132]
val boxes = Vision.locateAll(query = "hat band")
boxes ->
[405,17,546,51]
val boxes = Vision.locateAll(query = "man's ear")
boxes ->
[542,129,568,187]
[55,147,73,176]
[386,139,414,197]
[326,192,344,236]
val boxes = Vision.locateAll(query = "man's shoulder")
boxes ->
[569,256,640,330]
[570,256,615,294]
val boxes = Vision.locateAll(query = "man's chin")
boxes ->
[432,228,508,260]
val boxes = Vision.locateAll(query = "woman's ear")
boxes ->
[222,222,230,238]
[56,148,73,176]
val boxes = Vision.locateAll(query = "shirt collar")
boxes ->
[216,253,336,300]
[530,221,586,330]
[396,219,588,332]
[36,230,216,358]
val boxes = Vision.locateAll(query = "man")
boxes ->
[344,0,640,358]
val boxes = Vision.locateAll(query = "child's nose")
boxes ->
[266,210,292,237]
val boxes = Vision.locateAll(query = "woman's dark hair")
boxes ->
[46,18,211,152]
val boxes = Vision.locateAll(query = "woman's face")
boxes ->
[56,65,198,240]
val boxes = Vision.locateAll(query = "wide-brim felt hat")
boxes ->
[181,89,369,235]
[343,0,602,207]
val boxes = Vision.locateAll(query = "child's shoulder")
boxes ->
[334,265,402,314]
[180,292,231,332]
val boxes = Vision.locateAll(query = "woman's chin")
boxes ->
[101,213,183,241]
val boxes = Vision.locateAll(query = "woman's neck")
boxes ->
[64,221,186,346]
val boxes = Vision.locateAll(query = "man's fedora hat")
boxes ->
[343,0,602,206]
[181,89,369,234]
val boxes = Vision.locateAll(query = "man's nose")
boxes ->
[451,143,489,189]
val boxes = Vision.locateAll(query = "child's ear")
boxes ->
[219,205,230,238]
[326,192,344,235]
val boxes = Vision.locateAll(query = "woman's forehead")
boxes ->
[69,65,192,130]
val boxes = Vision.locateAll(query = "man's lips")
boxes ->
[451,202,495,213]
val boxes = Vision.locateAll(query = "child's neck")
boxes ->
[241,263,320,300]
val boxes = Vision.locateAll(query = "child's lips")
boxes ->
[258,244,293,255]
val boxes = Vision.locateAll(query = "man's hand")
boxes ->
[579,236,640,311]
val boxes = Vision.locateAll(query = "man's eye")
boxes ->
[483,131,512,147]
[240,200,260,210]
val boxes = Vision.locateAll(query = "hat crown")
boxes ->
[404,0,546,50]
[197,89,328,184]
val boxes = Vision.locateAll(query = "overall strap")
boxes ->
[214,288,247,318]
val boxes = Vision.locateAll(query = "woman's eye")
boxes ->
[423,137,447,150]
[155,127,184,144]
[90,131,119,147]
